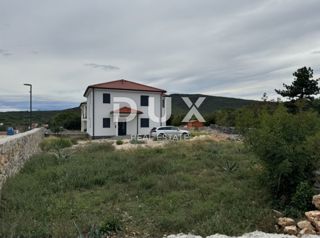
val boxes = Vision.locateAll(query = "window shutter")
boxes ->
[103,118,110,128]
[140,118,149,128]
[103,93,110,103]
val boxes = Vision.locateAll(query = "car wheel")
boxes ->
[158,133,165,140]
[182,132,189,139]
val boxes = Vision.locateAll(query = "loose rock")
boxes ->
[297,220,314,231]
[305,210,320,231]
[277,217,295,227]
[312,194,320,210]
[165,231,320,238]
[299,227,316,235]
[283,225,298,235]
[305,210,320,222]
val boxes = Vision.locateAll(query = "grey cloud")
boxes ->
[0,49,12,56]
[0,0,320,111]
[84,63,120,71]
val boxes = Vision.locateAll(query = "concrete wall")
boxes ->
[0,128,45,191]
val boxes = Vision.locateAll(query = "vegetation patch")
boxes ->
[40,137,73,151]
[0,140,273,237]
[130,138,146,144]
[116,140,124,145]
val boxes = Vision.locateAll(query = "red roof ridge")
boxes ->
[111,106,143,114]
[84,79,166,96]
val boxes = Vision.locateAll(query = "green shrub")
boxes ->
[130,139,145,144]
[168,114,186,126]
[214,109,237,127]
[40,137,73,152]
[49,109,80,131]
[285,181,314,217]
[245,105,320,205]
[116,140,123,145]
[220,160,239,173]
[83,142,114,154]
[99,216,123,235]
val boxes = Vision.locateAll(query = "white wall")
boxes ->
[80,103,87,132]
[86,89,93,136]
[85,89,167,137]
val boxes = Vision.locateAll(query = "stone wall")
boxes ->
[0,128,45,191]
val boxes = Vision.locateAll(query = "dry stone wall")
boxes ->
[0,128,45,191]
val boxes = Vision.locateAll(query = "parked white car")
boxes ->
[150,126,190,139]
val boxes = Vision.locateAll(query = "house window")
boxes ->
[140,95,149,106]
[103,93,110,103]
[162,98,165,108]
[103,118,110,128]
[140,118,149,128]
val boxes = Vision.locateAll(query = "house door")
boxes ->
[118,122,127,136]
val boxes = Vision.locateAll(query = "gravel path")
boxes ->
[164,231,319,238]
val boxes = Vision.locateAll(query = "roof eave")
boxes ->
[84,86,166,96]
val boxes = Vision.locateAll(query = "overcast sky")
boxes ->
[0,0,320,111]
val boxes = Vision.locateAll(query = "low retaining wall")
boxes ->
[0,128,45,191]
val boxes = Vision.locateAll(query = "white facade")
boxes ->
[80,102,87,132]
[82,88,167,138]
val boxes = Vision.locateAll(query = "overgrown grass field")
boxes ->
[0,140,273,237]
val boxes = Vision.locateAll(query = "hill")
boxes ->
[170,93,257,116]
[0,108,80,131]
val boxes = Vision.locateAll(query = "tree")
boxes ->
[275,67,320,101]
[49,109,81,131]
[246,105,320,207]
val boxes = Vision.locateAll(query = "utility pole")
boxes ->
[24,83,32,130]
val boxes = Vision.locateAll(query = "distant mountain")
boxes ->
[170,94,258,116]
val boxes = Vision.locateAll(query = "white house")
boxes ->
[81,79,167,138]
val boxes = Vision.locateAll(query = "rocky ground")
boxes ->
[164,231,319,238]
[273,194,320,236]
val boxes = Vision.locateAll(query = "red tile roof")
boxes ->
[111,106,143,114]
[84,79,166,96]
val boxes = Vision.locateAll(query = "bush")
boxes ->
[40,137,73,160]
[245,105,320,206]
[78,216,123,237]
[235,107,261,134]
[214,109,237,127]
[285,181,314,216]
[130,139,145,144]
[83,142,114,154]
[40,137,73,152]
[49,109,81,131]
[99,216,123,235]
[116,140,123,145]
[170,114,184,126]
